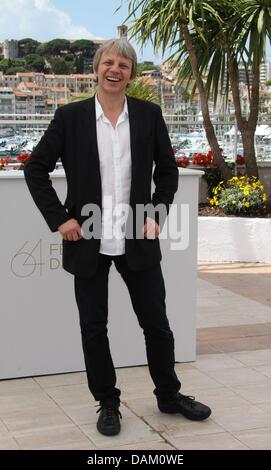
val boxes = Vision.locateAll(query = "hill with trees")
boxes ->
[0,38,95,74]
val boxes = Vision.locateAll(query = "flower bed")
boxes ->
[196,163,271,203]
[198,203,271,218]
[197,173,271,263]
[0,152,31,171]
[209,176,267,215]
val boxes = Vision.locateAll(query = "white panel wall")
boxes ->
[0,168,203,379]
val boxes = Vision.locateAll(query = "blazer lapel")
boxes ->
[127,96,138,170]
[79,95,139,204]
[127,96,140,204]
[81,96,100,167]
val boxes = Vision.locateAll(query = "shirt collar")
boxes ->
[95,94,128,122]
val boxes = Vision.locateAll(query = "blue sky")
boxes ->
[52,0,163,62]
[0,0,163,64]
[1,0,270,64]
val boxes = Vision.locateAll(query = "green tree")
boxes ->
[64,54,75,62]
[11,59,25,67]
[75,56,85,73]
[1,58,26,73]
[69,77,158,103]
[51,57,71,74]
[214,0,271,177]
[137,62,160,75]
[70,39,94,58]
[18,38,40,56]
[162,0,271,177]
[153,0,271,177]
[43,39,71,56]
[6,66,27,74]
[0,59,10,73]
[69,89,95,102]
[25,54,45,72]
[31,58,45,73]
[36,43,46,56]
[121,0,231,180]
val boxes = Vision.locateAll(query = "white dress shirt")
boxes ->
[95,95,132,255]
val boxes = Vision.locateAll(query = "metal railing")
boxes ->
[1,113,271,161]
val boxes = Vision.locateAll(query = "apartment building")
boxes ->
[0,70,96,114]
[0,74,18,89]
[44,74,95,93]
[0,87,15,117]
[14,89,46,117]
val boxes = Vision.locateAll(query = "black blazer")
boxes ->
[24,95,178,277]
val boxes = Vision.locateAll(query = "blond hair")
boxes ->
[93,38,137,79]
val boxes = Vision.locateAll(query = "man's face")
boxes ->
[95,49,133,96]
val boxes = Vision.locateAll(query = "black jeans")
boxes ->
[74,254,181,406]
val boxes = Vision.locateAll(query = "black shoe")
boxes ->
[158,393,211,421]
[96,404,122,436]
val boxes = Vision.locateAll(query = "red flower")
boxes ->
[192,153,207,166]
[192,149,217,166]
[236,154,245,165]
[16,152,31,163]
[0,154,12,166]
[176,155,189,168]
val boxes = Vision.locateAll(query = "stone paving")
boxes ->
[0,263,270,450]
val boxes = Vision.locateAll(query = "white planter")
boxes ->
[0,168,203,378]
[198,216,271,263]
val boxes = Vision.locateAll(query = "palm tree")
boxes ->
[120,0,232,179]
[69,77,158,103]
[69,89,95,102]
[127,77,159,103]
[175,0,271,177]
[225,0,271,177]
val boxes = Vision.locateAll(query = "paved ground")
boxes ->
[0,263,271,450]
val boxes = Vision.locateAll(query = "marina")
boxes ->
[1,115,271,164]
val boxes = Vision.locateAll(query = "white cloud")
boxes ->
[0,0,98,41]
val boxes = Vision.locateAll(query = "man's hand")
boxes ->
[58,218,83,241]
[142,217,160,240]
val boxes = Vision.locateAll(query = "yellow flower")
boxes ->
[231,200,236,205]
[210,196,216,205]
[245,202,250,207]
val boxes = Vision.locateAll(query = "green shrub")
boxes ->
[209,176,268,215]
